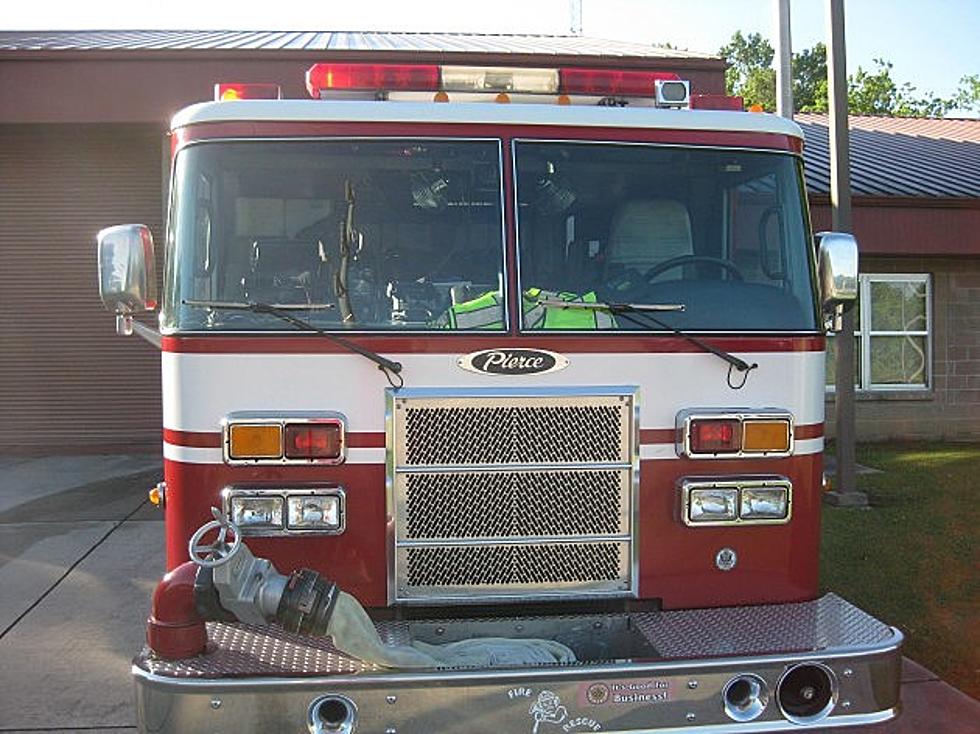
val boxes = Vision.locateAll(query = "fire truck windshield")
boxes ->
[162,137,817,333]
[514,141,819,332]
[163,139,507,332]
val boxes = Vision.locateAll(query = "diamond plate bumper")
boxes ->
[134,593,902,733]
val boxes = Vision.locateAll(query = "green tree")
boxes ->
[719,31,964,117]
[720,31,776,110]
[792,42,828,112]
[954,74,980,113]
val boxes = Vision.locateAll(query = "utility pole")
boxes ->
[774,0,793,117]
[825,0,867,507]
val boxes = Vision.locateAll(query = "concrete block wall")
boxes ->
[826,256,980,441]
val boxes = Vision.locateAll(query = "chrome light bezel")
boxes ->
[676,408,795,459]
[680,477,792,527]
[222,411,347,466]
[221,487,346,536]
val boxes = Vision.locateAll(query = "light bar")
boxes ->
[681,478,792,526]
[441,66,559,94]
[560,68,680,97]
[306,63,440,97]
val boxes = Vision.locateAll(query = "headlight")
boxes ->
[223,488,345,535]
[688,487,738,523]
[681,478,792,526]
[229,495,284,529]
[287,493,343,531]
[740,486,789,520]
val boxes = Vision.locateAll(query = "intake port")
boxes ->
[777,663,838,724]
[308,695,357,734]
[723,673,769,721]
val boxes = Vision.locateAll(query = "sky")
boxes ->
[4,0,978,114]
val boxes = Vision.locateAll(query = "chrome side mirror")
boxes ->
[97,224,157,314]
[816,231,858,308]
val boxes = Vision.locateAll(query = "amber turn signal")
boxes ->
[742,420,791,453]
[228,424,282,459]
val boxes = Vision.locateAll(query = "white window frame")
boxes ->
[827,273,932,393]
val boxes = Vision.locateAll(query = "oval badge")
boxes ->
[457,348,569,376]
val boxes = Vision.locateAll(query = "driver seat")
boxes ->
[605,199,693,278]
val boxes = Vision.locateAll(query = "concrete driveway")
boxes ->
[0,454,163,734]
[1,454,977,734]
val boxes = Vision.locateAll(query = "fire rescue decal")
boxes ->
[458,348,569,376]
[508,687,603,733]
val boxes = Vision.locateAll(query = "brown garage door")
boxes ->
[0,124,165,452]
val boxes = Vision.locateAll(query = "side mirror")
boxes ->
[97,224,157,314]
[816,231,858,309]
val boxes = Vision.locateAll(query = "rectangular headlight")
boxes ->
[229,495,283,529]
[688,487,738,523]
[740,486,789,520]
[287,493,343,531]
[681,477,792,526]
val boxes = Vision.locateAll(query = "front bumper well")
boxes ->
[134,593,902,733]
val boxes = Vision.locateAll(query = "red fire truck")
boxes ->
[97,62,901,734]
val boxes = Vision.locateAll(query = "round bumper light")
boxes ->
[723,673,770,722]
[777,662,838,724]
[308,695,357,734]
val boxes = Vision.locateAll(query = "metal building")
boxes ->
[1,30,978,451]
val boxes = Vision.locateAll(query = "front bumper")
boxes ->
[134,593,901,733]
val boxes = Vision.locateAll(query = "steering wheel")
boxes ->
[188,507,242,568]
[645,255,744,282]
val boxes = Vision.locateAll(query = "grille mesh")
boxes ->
[404,470,624,539]
[391,390,636,602]
[405,543,624,588]
[403,404,623,465]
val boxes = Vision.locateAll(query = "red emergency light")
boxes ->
[306,63,440,97]
[690,94,745,111]
[214,83,281,102]
[559,68,680,97]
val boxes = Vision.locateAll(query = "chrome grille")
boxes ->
[404,405,625,465]
[404,543,627,588]
[388,388,638,604]
[403,470,627,539]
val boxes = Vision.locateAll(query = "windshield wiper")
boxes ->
[183,300,404,388]
[538,299,757,377]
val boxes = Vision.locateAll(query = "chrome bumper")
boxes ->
[134,593,902,733]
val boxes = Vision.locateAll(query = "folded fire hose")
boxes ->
[188,510,576,668]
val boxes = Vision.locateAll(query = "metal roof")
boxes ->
[797,114,980,198]
[0,29,716,59]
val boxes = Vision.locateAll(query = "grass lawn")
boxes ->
[820,443,980,699]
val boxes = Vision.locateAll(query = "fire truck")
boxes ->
[97,62,901,734]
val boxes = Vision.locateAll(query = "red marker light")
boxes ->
[306,63,440,97]
[689,94,744,111]
[690,419,741,453]
[560,68,680,97]
[284,423,343,460]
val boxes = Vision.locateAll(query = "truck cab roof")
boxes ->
[171,99,805,141]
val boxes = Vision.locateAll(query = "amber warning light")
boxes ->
[214,83,282,101]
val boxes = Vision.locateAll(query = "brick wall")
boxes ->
[826,256,980,441]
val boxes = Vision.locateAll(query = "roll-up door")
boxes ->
[0,124,165,451]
